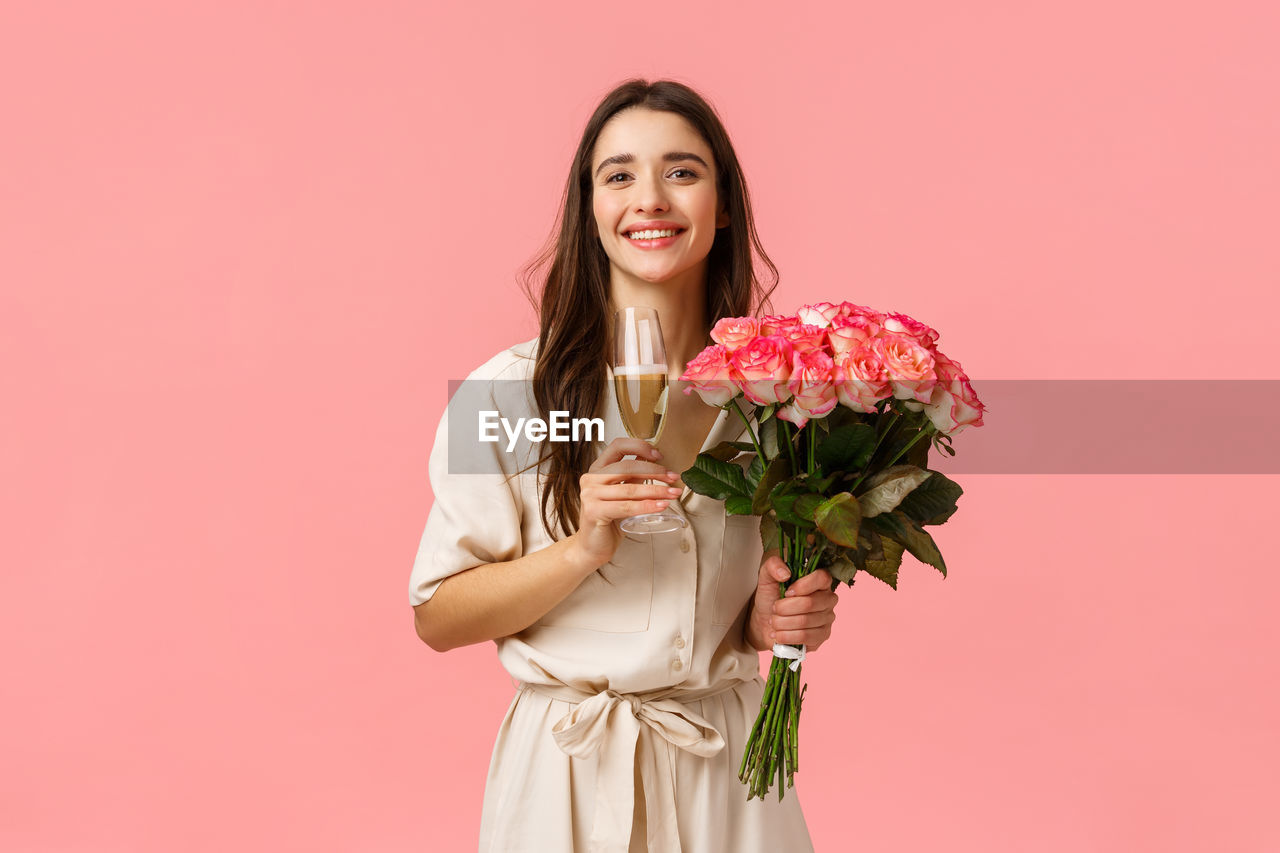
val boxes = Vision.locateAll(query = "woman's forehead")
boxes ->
[593,109,713,166]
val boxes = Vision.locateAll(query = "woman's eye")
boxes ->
[605,168,698,184]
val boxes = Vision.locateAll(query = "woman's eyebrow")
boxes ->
[593,151,710,178]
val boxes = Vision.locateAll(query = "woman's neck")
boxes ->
[607,267,711,376]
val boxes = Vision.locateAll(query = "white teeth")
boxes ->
[627,228,679,240]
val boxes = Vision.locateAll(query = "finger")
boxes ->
[590,497,673,521]
[586,482,684,503]
[751,557,790,622]
[756,556,791,593]
[783,569,834,598]
[772,590,838,617]
[772,627,832,649]
[589,438,664,470]
[760,554,789,580]
[771,610,835,632]
[584,460,683,485]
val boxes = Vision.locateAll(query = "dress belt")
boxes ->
[518,678,748,853]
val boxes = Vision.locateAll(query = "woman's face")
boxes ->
[590,107,729,291]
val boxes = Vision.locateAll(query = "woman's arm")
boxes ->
[414,436,682,652]
[413,534,602,652]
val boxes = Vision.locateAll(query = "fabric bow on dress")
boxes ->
[527,683,737,853]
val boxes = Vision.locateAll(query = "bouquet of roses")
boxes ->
[677,300,986,801]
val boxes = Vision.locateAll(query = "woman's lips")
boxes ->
[625,229,685,249]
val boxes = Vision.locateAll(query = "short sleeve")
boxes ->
[408,390,525,607]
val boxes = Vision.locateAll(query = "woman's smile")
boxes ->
[625,227,686,249]
[591,107,728,288]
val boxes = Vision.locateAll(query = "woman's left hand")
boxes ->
[746,553,839,652]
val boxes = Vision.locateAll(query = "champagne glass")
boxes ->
[612,307,688,534]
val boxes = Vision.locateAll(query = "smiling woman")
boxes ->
[591,109,729,301]
[408,79,829,852]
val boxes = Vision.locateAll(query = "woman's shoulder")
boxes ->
[462,336,540,383]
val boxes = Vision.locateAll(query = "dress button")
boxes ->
[672,659,684,671]
[679,538,691,553]
[674,636,686,649]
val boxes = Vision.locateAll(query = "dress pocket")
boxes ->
[714,514,764,626]
[535,533,654,632]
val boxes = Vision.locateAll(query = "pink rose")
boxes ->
[709,316,760,352]
[679,344,738,407]
[833,345,891,413]
[758,314,802,336]
[730,335,794,405]
[776,322,829,356]
[835,302,887,324]
[882,312,940,349]
[796,302,842,328]
[826,313,879,355]
[779,348,838,428]
[872,332,936,404]
[918,350,985,435]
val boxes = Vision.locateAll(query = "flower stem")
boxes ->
[869,410,897,458]
[729,397,765,461]
[781,419,799,475]
[849,421,934,492]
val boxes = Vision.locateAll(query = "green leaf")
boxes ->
[759,512,780,552]
[856,530,885,561]
[858,465,933,518]
[828,405,872,431]
[793,492,826,521]
[682,453,752,501]
[703,440,747,462]
[725,495,755,515]
[815,424,877,476]
[813,492,862,547]
[876,426,930,470]
[871,510,947,577]
[751,456,791,514]
[807,473,838,493]
[860,533,904,589]
[759,417,780,460]
[897,470,964,525]
[746,454,765,489]
[772,490,813,527]
[907,433,930,469]
[828,555,857,584]
[759,403,777,422]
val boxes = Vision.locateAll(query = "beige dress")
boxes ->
[409,338,815,853]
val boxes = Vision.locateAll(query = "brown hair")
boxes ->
[518,78,779,539]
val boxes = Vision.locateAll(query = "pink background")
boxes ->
[3,2,1277,851]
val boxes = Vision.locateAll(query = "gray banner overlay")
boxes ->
[444,379,1280,475]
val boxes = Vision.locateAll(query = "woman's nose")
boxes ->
[633,172,670,211]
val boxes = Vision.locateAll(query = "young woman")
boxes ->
[410,79,839,852]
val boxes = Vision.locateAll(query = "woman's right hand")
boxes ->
[571,437,685,570]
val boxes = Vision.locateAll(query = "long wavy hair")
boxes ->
[518,78,779,540]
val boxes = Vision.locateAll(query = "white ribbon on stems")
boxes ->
[772,642,806,671]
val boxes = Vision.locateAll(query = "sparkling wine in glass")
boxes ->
[613,307,688,534]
